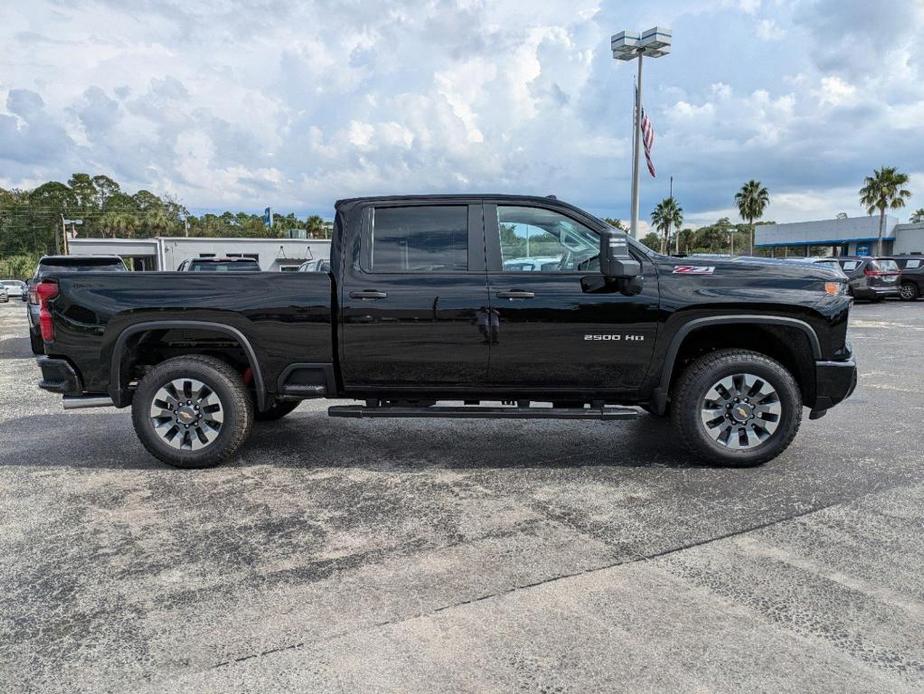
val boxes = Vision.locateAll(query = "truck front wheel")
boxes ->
[670,349,802,467]
[131,355,254,468]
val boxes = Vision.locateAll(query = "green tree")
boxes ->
[735,180,770,256]
[859,167,911,255]
[640,232,661,251]
[29,182,77,253]
[909,208,924,224]
[92,175,121,210]
[98,210,138,238]
[650,197,683,254]
[676,228,695,255]
[306,215,328,238]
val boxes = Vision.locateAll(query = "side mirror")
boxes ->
[600,227,641,279]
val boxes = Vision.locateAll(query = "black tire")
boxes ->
[899,282,919,301]
[30,329,44,355]
[670,349,802,467]
[131,355,253,468]
[254,401,300,421]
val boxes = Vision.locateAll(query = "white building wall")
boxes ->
[755,215,898,247]
[894,223,924,255]
[69,237,331,271]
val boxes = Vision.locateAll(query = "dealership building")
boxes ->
[68,236,332,271]
[755,216,924,256]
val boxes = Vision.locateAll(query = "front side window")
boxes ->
[498,206,599,272]
[840,260,860,271]
[368,206,468,272]
[905,259,921,269]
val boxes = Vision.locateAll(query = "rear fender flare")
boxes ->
[109,320,266,409]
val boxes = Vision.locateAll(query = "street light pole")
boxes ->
[630,55,643,240]
[612,27,672,240]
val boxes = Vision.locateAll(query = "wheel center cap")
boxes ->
[176,407,196,424]
[731,403,754,422]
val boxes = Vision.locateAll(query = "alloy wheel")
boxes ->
[149,378,224,450]
[700,373,781,450]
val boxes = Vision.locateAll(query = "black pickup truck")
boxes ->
[34,195,856,468]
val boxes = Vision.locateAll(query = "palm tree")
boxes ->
[859,167,911,255]
[910,208,924,224]
[650,197,683,254]
[735,180,770,256]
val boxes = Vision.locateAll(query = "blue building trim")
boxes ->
[756,236,896,248]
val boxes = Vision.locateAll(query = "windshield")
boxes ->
[1,281,25,287]
[188,260,260,272]
[37,260,125,275]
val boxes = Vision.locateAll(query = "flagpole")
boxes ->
[630,54,643,240]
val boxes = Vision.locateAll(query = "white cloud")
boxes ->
[1,0,923,226]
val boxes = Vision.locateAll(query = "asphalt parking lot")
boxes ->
[1,299,922,693]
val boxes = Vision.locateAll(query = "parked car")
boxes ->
[297,258,332,273]
[828,256,900,301]
[1,279,27,300]
[0,286,7,303]
[27,255,127,354]
[33,194,856,470]
[887,255,924,301]
[783,258,849,279]
[177,257,261,272]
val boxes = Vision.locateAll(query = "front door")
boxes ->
[484,203,659,393]
[339,201,490,392]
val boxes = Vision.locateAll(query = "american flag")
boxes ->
[641,108,656,177]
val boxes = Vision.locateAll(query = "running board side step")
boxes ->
[63,395,115,410]
[328,405,640,420]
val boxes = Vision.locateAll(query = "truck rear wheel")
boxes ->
[670,349,802,467]
[131,355,253,468]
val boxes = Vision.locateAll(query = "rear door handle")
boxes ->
[496,290,535,299]
[350,290,388,300]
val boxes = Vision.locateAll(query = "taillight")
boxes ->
[36,281,59,342]
[863,268,880,277]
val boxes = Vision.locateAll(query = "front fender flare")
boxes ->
[650,315,821,414]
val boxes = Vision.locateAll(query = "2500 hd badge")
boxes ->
[584,334,646,341]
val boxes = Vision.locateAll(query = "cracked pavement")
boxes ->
[0,299,922,692]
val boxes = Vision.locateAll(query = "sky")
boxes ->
[2,0,924,229]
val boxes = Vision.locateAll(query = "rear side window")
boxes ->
[368,206,468,272]
[904,259,921,269]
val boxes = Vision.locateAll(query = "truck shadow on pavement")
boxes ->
[0,411,706,470]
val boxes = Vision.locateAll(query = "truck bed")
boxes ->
[45,271,335,401]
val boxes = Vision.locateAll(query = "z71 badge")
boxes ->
[672,265,716,274]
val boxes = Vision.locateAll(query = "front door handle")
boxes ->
[496,290,535,299]
[350,290,388,300]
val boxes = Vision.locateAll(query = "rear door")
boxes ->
[339,201,490,391]
[483,202,659,392]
